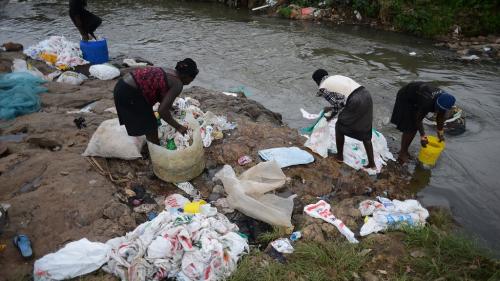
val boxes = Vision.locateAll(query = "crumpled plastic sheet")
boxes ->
[301,109,394,173]
[359,197,429,236]
[103,195,249,281]
[258,147,314,168]
[158,97,236,149]
[24,36,88,68]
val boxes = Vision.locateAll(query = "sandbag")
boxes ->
[57,71,87,85]
[214,161,296,227]
[148,112,205,183]
[89,64,120,80]
[82,118,145,160]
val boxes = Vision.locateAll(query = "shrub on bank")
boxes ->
[284,0,500,37]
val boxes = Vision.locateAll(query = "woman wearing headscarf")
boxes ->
[113,58,199,145]
[391,81,456,163]
[312,69,376,171]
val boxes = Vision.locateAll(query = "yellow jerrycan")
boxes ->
[418,136,445,166]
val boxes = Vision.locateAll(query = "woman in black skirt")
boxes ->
[113,58,198,145]
[391,81,456,164]
[312,69,376,170]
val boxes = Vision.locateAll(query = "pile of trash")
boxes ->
[300,109,394,174]
[24,36,88,69]
[359,197,429,236]
[33,194,249,281]
[157,97,236,150]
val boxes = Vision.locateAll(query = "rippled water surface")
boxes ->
[1,0,500,253]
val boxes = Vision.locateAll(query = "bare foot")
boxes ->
[335,154,344,163]
[397,151,409,164]
[364,163,376,169]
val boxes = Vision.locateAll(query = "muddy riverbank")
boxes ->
[0,50,416,280]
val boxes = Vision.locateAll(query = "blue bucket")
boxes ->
[80,39,109,64]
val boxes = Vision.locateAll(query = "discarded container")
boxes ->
[148,112,206,183]
[183,200,207,214]
[290,231,302,241]
[80,39,109,64]
[418,136,445,166]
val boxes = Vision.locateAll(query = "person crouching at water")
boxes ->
[69,0,102,40]
[390,81,456,164]
[312,69,376,170]
[113,58,199,145]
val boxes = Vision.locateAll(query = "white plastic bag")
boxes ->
[359,197,429,236]
[271,238,294,254]
[258,147,315,168]
[304,200,359,243]
[33,238,111,281]
[214,161,296,227]
[82,118,145,160]
[56,71,87,85]
[89,64,120,80]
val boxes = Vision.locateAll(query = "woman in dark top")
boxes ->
[391,81,456,163]
[113,58,199,145]
[69,0,101,40]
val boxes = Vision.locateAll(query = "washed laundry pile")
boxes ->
[359,197,429,236]
[157,97,236,150]
[34,194,248,281]
[300,109,394,174]
[0,72,47,120]
[24,36,88,69]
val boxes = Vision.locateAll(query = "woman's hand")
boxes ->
[420,135,429,147]
[437,130,445,142]
[177,125,188,135]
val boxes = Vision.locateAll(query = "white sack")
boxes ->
[89,64,120,80]
[82,118,145,160]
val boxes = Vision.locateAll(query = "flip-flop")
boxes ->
[13,234,33,259]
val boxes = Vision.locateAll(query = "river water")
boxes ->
[1,0,500,253]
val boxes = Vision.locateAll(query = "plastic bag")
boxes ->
[148,112,205,183]
[214,161,296,227]
[33,238,111,281]
[304,200,358,243]
[0,72,47,120]
[271,238,294,254]
[89,64,120,80]
[11,59,45,80]
[258,147,315,168]
[56,71,87,85]
[82,118,145,160]
[359,197,429,236]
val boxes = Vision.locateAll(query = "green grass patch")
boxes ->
[399,226,500,280]
[229,239,368,281]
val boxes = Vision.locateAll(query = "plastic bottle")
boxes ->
[290,231,302,241]
[373,212,419,226]
[166,139,177,150]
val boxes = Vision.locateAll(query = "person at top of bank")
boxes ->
[113,58,199,145]
[312,69,376,171]
[69,0,102,41]
[390,81,456,164]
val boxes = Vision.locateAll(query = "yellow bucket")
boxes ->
[183,200,207,214]
[418,136,445,166]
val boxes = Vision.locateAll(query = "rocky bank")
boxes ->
[0,50,414,280]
